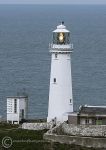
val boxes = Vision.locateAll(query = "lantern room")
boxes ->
[52,22,70,45]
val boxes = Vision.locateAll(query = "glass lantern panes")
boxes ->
[53,32,70,45]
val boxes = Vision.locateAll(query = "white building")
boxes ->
[47,22,73,123]
[0,115,2,122]
[7,96,28,124]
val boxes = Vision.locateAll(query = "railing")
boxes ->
[49,43,73,50]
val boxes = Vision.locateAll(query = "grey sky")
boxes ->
[0,0,106,4]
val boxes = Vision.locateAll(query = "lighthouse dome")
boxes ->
[53,23,69,33]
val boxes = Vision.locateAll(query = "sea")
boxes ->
[0,4,106,119]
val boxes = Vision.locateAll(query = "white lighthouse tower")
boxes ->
[47,22,73,123]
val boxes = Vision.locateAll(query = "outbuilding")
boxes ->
[7,96,28,124]
[68,105,106,125]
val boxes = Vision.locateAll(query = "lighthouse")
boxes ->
[47,22,73,123]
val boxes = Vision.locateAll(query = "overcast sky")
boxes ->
[0,0,106,4]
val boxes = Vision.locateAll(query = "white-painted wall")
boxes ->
[47,52,73,122]
[80,118,86,125]
[89,119,92,124]
[7,97,28,124]
[80,118,93,125]
[19,98,28,119]
[47,23,73,123]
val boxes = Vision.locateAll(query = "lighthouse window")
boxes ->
[70,99,72,104]
[55,54,57,58]
[54,78,56,83]
[14,99,17,113]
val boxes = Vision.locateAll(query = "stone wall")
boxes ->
[43,123,106,148]
[60,123,106,137]
[68,115,78,125]
[44,133,106,148]
[22,122,53,130]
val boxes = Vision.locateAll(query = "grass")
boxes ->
[0,123,104,150]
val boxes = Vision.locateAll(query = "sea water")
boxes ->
[0,5,106,119]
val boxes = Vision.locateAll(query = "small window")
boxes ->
[85,119,89,125]
[96,118,102,125]
[55,54,57,58]
[70,99,72,103]
[54,78,56,83]
[14,99,17,113]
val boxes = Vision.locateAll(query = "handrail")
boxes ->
[49,43,73,50]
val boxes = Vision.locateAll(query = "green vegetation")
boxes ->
[0,123,104,150]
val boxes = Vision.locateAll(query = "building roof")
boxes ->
[68,112,78,116]
[7,96,28,99]
[79,105,106,115]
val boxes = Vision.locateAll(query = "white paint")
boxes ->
[7,96,28,124]
[50,44,73,50]
[89,119,92,124]
[84,105,106,108]
[80,118,86,125]
[68,112,78,117]
[47,23,73,123]
[53,24,69,33]
[80,118,93,125]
